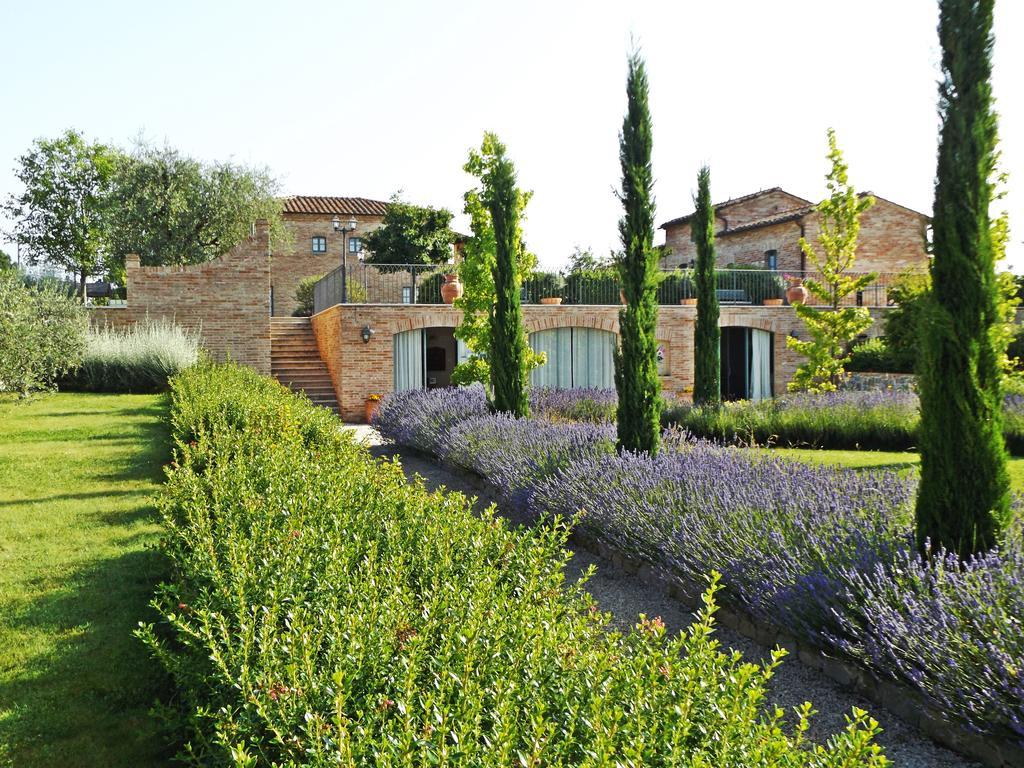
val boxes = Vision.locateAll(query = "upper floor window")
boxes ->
[312,236,327,253]
[348,236,364,254]
[764,249,778,270]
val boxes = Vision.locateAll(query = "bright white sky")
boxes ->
[1,0,1022,271]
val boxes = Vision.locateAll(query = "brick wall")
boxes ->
[271,213,383,316]
[311,303,896,420]
[90,223,272,373]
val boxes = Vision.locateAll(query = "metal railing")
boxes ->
[313,263,450,314]
[311,265,918,313]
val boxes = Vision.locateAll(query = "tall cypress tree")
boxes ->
[613,52,661,454]
[485,140,530,417]
[916,0,1010,556]
[691,166,720,407]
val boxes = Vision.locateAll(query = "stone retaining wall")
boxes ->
[842,371,917,392]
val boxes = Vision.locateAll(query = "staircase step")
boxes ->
[271,319,338,411]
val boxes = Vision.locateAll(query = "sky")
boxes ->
[1,0,1022,271]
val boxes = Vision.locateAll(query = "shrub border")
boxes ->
[425,453,1024,768]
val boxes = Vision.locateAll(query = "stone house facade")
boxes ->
[271,196,387,316]
[660,187,929,276]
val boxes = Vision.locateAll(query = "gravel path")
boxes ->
[347,425,977,768]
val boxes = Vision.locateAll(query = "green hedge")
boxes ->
[142,363,888,766]
[846,337,914,374]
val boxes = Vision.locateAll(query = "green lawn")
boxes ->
[768,447,1024,491]
[0,392,171,768]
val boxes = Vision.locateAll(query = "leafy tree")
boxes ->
[3,129,118,300]
[0,249,12,270]
[479,136,529,417]
[885,267,1020,379]
[883,271,932,372]
[691,166,720,407]
[566,246,612,273]
[453,134,542,388]
[613,52,662,455]
[362,193,456,267]
[916,0,1010,557]
[106,142,284,281]
[787,130,877,392]
[0,270,86,394]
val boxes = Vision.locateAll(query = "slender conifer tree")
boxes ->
[691,166,720,407]
[613,52,661,454]
[485,141,530,417]
[916,0,1010,556]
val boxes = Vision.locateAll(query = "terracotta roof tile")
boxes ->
[282,196,389,216]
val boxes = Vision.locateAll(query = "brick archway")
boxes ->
[523,308,620,335]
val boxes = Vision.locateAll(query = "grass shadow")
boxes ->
[0,549,175,768]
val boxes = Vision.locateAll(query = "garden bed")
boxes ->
[144,364,892,766]
[659,389,1024,455]
[375,385,1024,766]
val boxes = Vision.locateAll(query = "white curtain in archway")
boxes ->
[572,328,616,388]
[749,329,772,401]
[393,329,424,391]
[456,338,471,366]
[530,328,573,388]
[529,327,616,388]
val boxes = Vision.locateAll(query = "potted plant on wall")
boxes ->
[364,393,383,424]
[533,271,565,304]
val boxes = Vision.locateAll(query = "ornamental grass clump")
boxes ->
[65,319,200,392]
[146,363,891,766]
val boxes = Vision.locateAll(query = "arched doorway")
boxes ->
[720,327,773,401]
[529,327,616,388]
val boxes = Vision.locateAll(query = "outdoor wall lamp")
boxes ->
[361,325,374,344]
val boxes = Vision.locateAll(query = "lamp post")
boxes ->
[332,215,358,303]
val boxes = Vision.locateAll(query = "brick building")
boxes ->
[660,187,929,275]
[271,195,388,316]
[95,185,932,419]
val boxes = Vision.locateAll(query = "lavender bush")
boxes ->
[664,389,1024,454]
[529,387,618,423]
[376,387,1024,743]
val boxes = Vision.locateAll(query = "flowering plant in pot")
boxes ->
[364,393,383,423]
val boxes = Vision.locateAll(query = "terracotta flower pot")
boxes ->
[440,274,464,304]
[786,283,810,305]
[762,298,784,306]
[539,296,562,305]
[364,398,381,424]
[680,298,698,306]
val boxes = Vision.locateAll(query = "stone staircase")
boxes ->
[271,317,339,412]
